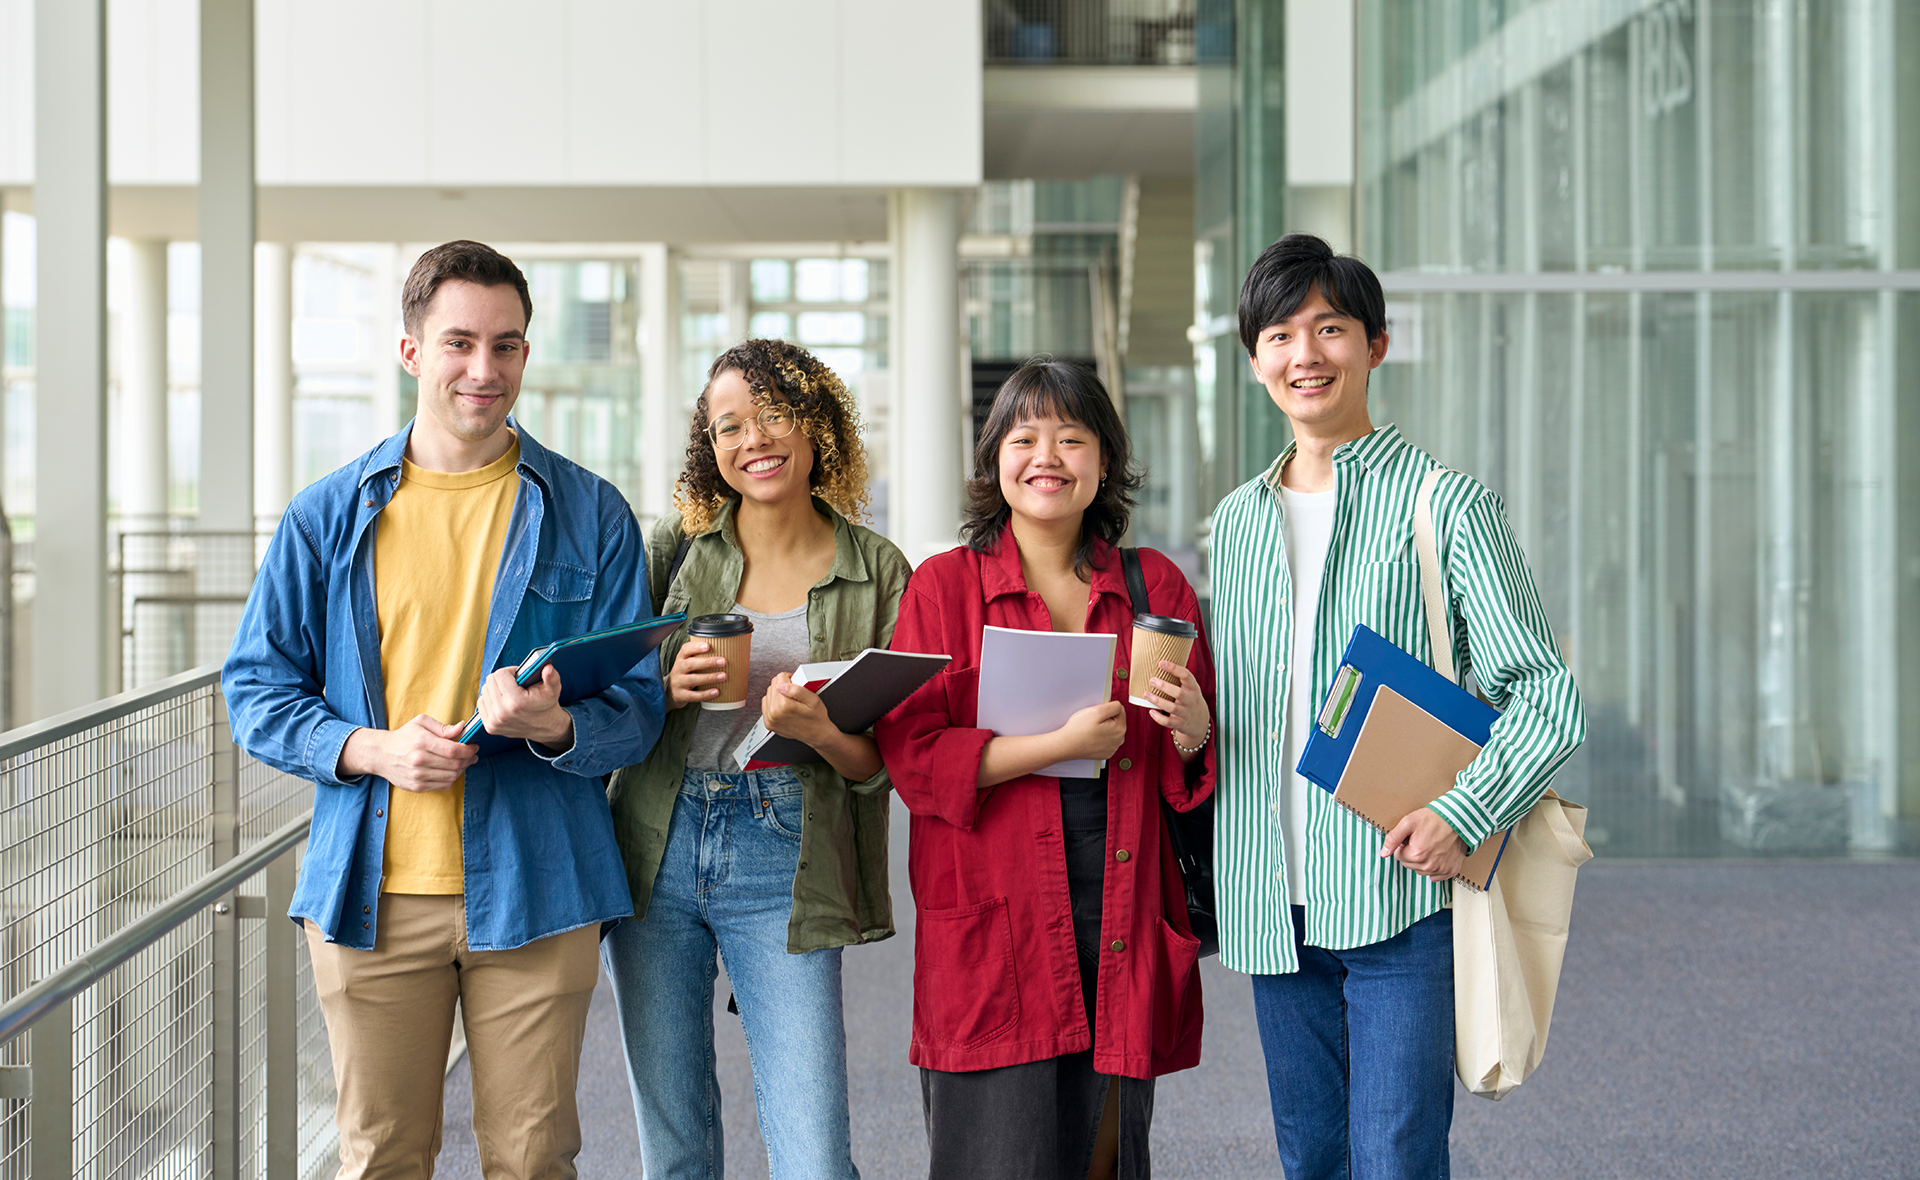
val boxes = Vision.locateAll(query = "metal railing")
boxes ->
[113,531,269,695]
[0,667,334,1180]
[984,0,1196,65]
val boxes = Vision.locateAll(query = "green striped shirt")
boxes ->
[1210,424,1585,974]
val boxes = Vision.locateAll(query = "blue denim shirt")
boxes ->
[222,420,664,950]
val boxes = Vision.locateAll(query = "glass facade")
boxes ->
[1193,0,1291,512]
[1347,0,1920,855]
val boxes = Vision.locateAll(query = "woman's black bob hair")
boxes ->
[960,359,1144,578]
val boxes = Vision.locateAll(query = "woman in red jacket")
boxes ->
[876,359,1216,1180]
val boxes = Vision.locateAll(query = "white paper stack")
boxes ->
[976,624,1118,778]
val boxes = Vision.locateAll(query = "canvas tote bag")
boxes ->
[1413,469,1594,1101]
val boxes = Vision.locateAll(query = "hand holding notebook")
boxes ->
[458,613,686,755]
[1297,625,1509,890]
[730,648,951,770]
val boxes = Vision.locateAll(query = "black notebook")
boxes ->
[729,648,950,769]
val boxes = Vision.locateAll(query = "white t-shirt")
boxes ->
[1279,485,1336,905]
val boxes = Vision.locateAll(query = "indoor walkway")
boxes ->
[441,799,1920,1178]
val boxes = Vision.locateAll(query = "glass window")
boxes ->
[796,311,864,346]
[794,259,844,302]
[578,261,612,302]
[750,259,791,303]
[1351,0,1916,856]
[750,311,793,340]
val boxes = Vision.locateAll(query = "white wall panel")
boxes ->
[565,0,706,183]
[702,0,841,185]
[3,0,982,189]
[0,0,34,184]
[108,0,196,184]
[276,1,431,183]
[426,0,566,184]
[839,0,980,185]
[254,0,291,182]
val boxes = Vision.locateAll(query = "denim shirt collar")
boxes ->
[356,415,557,495]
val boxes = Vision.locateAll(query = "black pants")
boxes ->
[921,827,1157,1180]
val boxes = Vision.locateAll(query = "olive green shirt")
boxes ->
[607,498,911,952]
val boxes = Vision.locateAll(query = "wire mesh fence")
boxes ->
[984,0,1196,65]
[115,532,268,695]
[0,668,334,1180]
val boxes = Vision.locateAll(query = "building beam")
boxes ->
[32,0,109,717]
[199,0,255,535]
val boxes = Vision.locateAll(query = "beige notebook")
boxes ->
[1332,685,1508,891]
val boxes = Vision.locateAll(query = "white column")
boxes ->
[33,0,109,717]
[638,244,678,528]
[253,243,293,522]
[893,188,964,565]
[198,0,254,535]
[124,239,172,690]
[124,240,171,530]
[371,244,401,435]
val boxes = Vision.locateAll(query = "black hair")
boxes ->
[1237,233,1387,355]
[960,359,1143,579]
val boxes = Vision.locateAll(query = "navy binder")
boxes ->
[457,612,686,754]
[1297,625,1511,889]
[1296,624,1498,793]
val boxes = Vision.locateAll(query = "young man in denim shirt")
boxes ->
[223,241,666,1180]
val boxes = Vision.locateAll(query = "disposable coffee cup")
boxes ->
[690,613,754,710]
[1128,613,1199,709]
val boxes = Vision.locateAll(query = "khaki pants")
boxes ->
[304,894,600,1180]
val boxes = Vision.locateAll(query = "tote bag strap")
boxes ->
[1413,468,1457,685]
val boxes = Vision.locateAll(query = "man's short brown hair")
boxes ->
[401,240,534,338]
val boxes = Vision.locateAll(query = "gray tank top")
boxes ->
[685,601,813,771]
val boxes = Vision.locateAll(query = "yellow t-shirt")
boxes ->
[375,439,521,895]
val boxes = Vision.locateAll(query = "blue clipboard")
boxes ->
[1296,624,1498,795]
[457,612,685,755]
[1296,625,1511,888]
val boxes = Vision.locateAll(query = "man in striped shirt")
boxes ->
[1210,234,1584,1178]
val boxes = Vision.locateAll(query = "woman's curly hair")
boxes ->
[673,339,872,536]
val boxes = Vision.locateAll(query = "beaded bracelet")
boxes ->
[1172,718,1212,757]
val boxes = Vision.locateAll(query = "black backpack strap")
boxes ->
[656,533,694,617]
[1119,546,1150,617]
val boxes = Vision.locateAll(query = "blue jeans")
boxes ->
[1250,906,1454,1180]
[601,768,859,1180]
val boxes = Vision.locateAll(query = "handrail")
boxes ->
[0,810,312,1046]
[0,664,223,761]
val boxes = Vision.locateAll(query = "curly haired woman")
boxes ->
[601,339,907,1180]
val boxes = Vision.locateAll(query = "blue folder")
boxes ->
[457,612,686,755]
[1296,624,1498,794]
[1297,625,1510,888]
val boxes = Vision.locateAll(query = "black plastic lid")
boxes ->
[688,612,754,637]
[1132,612,1198,638]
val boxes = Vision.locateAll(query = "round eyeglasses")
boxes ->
[709,406,797,450]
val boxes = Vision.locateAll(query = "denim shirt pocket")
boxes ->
[527,559,597,634]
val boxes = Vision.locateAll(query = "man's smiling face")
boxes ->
[402,279,529,451]
[1247,287,1389,435]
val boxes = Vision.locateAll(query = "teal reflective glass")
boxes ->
[709,406,797,450]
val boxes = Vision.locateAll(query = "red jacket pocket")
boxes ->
[913,896,1021,1050]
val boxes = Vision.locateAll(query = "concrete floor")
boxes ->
[437,798,1920,1178]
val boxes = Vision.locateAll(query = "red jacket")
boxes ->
[876,530,1216,1078]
